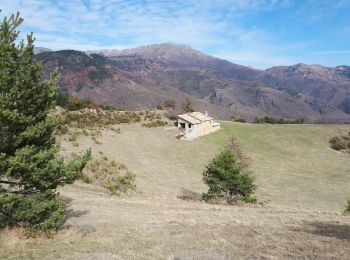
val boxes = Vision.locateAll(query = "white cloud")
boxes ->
[1,0,290,48]
[1,0,347,68]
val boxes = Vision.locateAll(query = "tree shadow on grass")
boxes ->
[59,196,90,228]
[303,221,350,240]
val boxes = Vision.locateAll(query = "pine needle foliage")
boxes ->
[0,12,91,233]
[202,139,256,204]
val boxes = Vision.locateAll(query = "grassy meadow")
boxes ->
[205,122,350,211]
[61,121,350,212]
[1,121,350,259]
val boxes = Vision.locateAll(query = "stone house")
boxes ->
[176,111,220,140]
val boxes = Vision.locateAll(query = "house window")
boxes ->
[188,124,192,128]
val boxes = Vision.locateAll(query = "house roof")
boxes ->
[177,112,213,124]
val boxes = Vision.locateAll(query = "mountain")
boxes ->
[34,47,52,54]
[35,43,350,123]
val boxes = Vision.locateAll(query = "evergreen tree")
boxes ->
[183,98,194,113]
[0,13,91,232]
[202,149,256,204]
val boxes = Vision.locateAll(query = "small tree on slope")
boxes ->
[183,98,194,113]
[202,148,256,204]
[0,13,91,232]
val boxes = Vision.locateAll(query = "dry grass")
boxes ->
[1,186,349,259]
[1,122,350,259]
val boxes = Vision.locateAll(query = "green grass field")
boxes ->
[205,122,350,211]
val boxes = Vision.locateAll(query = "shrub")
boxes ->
[110,126,121,134]
[329,136,348,151]
[56,124,69,135]
[164,99,176,109]
[109,171,136,194]
[254,116,304,124]
[142,120,168,128]
[143,110,162,121]
[81,156,136,195]
[345,200,350,214]
[202,149,256,204]
[235,118,247,123]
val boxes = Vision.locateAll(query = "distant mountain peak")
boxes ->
[35,43,350,123]
[34,47,52,54]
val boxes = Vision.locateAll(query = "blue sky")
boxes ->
[1,0,350,68]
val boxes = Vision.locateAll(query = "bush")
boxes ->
[81,156,136,195]
[142,120,168,128]
[202,149,256,204]
[254,116,304,124]
[235,118,247,123]
[345,200,350,214]
[164,99,176,109]
[329,136,348,151]
[143,110,161,121]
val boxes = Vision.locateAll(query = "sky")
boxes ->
[1,0,350,69]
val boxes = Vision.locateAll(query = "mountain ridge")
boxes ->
[34,44,350,123]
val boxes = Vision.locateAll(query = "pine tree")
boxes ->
[202,149,256,204]
[183,98,194,113]
[0,13,91,232]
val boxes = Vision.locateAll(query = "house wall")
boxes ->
[199,120,213,135]
[177,117,220,140]
[177,118,192,131]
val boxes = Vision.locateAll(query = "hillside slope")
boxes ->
[35,44,350,122]
[1,122,350,259]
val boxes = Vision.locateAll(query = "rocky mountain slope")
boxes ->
[35,43,350,122]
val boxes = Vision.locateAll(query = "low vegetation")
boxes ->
[329,132,350,153]
[81,154,136,195]
[163,99,176,109]
[230,114,247,123]
[202,137,256,204]
[254,116,304,124]
[182,97,195,113]
[142,119,168,128]
[56,90,117,111]
[345,200,350,214]
[141,110,169,127]
[60,109,142,129]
